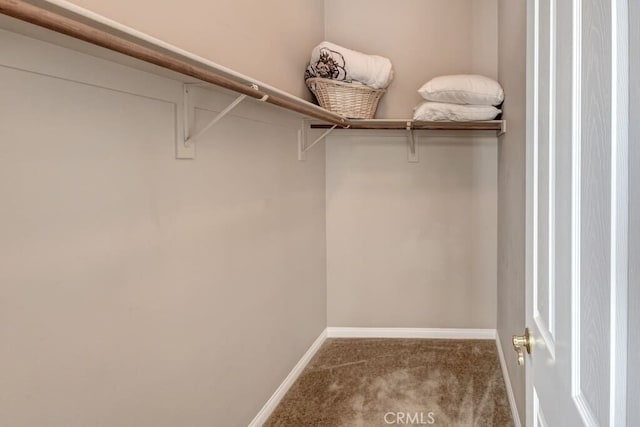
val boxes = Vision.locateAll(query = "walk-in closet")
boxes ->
[1,0,636,426]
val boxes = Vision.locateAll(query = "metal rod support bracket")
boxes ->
[250,84,269,102]
[305,125,338,153]
[298,120,343,161]
[176,83,252,159]
[178,83,254,158]
[185,92,248,144]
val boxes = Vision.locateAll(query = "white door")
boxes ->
[524,0,629,426]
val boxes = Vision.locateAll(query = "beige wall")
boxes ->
[324,0,499,329]
[53,0,324,100]
[326,134,497,328]
[497,0,527,424]
[324,0,498,118]
[0,29,326,427]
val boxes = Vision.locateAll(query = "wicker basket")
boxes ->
[306,78,385,119]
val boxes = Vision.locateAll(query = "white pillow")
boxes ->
[413,101,501,121]
[418,74,504,106]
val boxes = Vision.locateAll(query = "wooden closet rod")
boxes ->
[0,0,348,127]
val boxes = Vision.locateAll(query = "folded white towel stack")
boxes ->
[305,41,394,89]
[413,74,504,121]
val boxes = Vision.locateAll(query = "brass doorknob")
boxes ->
[512,328,532,366]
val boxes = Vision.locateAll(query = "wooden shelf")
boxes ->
[311,119,505,132]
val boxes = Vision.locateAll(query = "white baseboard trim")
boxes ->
[496,333,522,427]
[247,329,328,427]
[326,327,497,340]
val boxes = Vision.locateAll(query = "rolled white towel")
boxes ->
[305,41,393,89]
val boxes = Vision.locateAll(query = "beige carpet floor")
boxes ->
[266,338,514,427]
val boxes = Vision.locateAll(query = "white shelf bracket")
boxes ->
[178,83,266,159]
[186,92,247,144]
[407,121,419,163]
[298,120,339,161]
